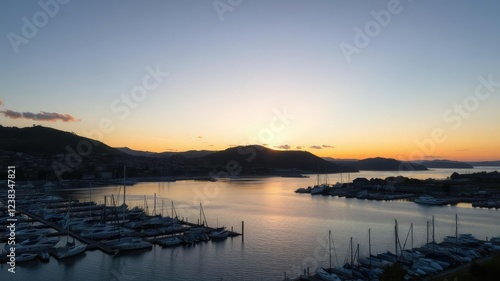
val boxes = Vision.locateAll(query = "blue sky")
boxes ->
[1,0,499,160]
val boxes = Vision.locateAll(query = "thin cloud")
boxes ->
[0,99,3,106]
[309,145,322,149]
[322,145,334,148]
[456,149,469,152]
[275,144,291,150]
[0,110,79,122]
[296,146,302,149]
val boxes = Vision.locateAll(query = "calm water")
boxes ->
[3,168,500,280]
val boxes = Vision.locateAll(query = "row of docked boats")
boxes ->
[296,186,461,207]
[154,227,229,247]
[413,195,447,205]
[308,219,500,281]
[0,234,87,262]
[1,189,235,265]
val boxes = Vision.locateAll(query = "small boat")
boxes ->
[157,236,182,247]
[181,232,195,244]
[209,228,229,240]
[113,238,152,251]
[483,242,500,253]
[418,258,443,271]
[191,227,210,242]
[10,228,50,240]
[315,267,341,281]
[294,187,310,194]
[80,225,131,240]
[100,237,135,247]
[55,244,87,259]
[43,182,57,188]
[414,195,446,205]
[490,236,500,246]
[412,259,438,274]
[14,253,38,262]
[37,251,50,262]
[3,236,59,254]
[310,185,326,195]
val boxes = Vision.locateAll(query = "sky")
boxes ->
[1,0,499,161]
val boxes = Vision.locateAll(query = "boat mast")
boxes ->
[350,236,354,265]
[123,166,126,207]
[368,228,372,268]
[102,195,106,223]
[67,198,71,245]
[153,193,156,216]
[426,221,429,250]
[432,216,435,243]
[394,219,398,259]
[356,244,360,266]
[411,223,414,251]
[432,215,435,253]
[89,183,92,219]
[200,202,208,227]
[317,166,320,186]
[329,230,332,270]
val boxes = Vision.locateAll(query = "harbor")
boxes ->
[283,216,500,280]
[1,172,499,280]
[0,187,242,264]
[294,171,500,209]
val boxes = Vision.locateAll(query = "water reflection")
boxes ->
[5,171,499,280]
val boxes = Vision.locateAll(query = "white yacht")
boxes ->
[209,228,229,240]
[414,195,446,205]
[113,238,152,251]
[3,236,59,254]
[158,236,182,247]
[315,267,341,281]
[55,243,87,259]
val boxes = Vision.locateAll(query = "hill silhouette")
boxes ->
[419,160,473,169]
[468,161,500,167]
[0,125,124,156]
[201,145,357,173]
[158,150,214,159]
[117,147,216,158]
[355,157,427,171]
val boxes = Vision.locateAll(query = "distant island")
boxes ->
[417,160,473,169]
[327,158,476,171]
[326,157,427,171]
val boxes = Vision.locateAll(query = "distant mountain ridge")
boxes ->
[417,160,473,169]
[2,125,498,177]
[326,157,483,170]
[116,147,215,158]
[201,145,357,173]
[116,147,157,157]
[468,161,500,167]
[355,157,427,171]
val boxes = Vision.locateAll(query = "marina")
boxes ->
[0,188,242,263]
[283,216,500,280]
[1,168,499,280]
